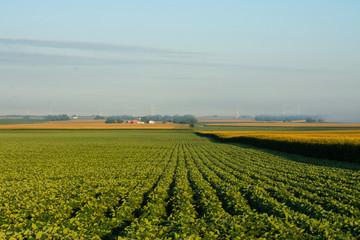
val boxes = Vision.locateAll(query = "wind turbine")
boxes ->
[151,104,155,116]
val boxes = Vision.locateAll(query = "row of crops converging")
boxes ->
[0,130,359,239]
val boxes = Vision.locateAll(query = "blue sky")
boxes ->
[1,1,359,121]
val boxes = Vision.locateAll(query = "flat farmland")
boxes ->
[205,122,360,128]
[0,119,47,126]
[194,122,360,132]
[0,120,189,130]
[199,130,360,144]
[197,130,360,162]
[0,130,359,239]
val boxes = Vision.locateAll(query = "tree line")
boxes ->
[44,114,71,121]
[255,115,325,122]
[104,114,197,126]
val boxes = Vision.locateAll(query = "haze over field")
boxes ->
[0,1,359,121]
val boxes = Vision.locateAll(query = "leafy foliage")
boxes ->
[44,114,70,121]
[94,115,105,120]
[0,130,359,239]
[255,114,325,122]
[105,118,123,124]
[104,115,197,126]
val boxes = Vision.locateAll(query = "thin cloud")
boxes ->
[0,36,327,73]
[0,36,205,66]
[0,36,199,57]
[0,49,328,73]
[0,51,125,66]
[0,51,208,66]
[0,50,214,66]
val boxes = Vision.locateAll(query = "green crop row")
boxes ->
[0,130,359,239]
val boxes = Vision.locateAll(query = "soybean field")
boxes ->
[1,130,359,239]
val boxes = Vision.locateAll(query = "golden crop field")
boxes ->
[205,122,360,128]
[0,120,189,130]
[197,130,360,162]
[199,130,360,145]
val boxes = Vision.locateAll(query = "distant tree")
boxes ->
[105,118,123,123]
[168,115,198,125]
[306,118,325,123]
[94,115,105,120]
[45,114,70,121]
[256,115,325,122]
[141,116,149,123]
[105,118,116,124]
[105,114,197,125]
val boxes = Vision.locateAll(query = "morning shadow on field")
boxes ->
[199,134,360,171]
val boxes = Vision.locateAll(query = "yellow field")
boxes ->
[0,120,190,130]
[199,130,360,145]
[205,122,360,128]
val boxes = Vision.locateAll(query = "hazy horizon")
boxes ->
[1,1,359,122]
